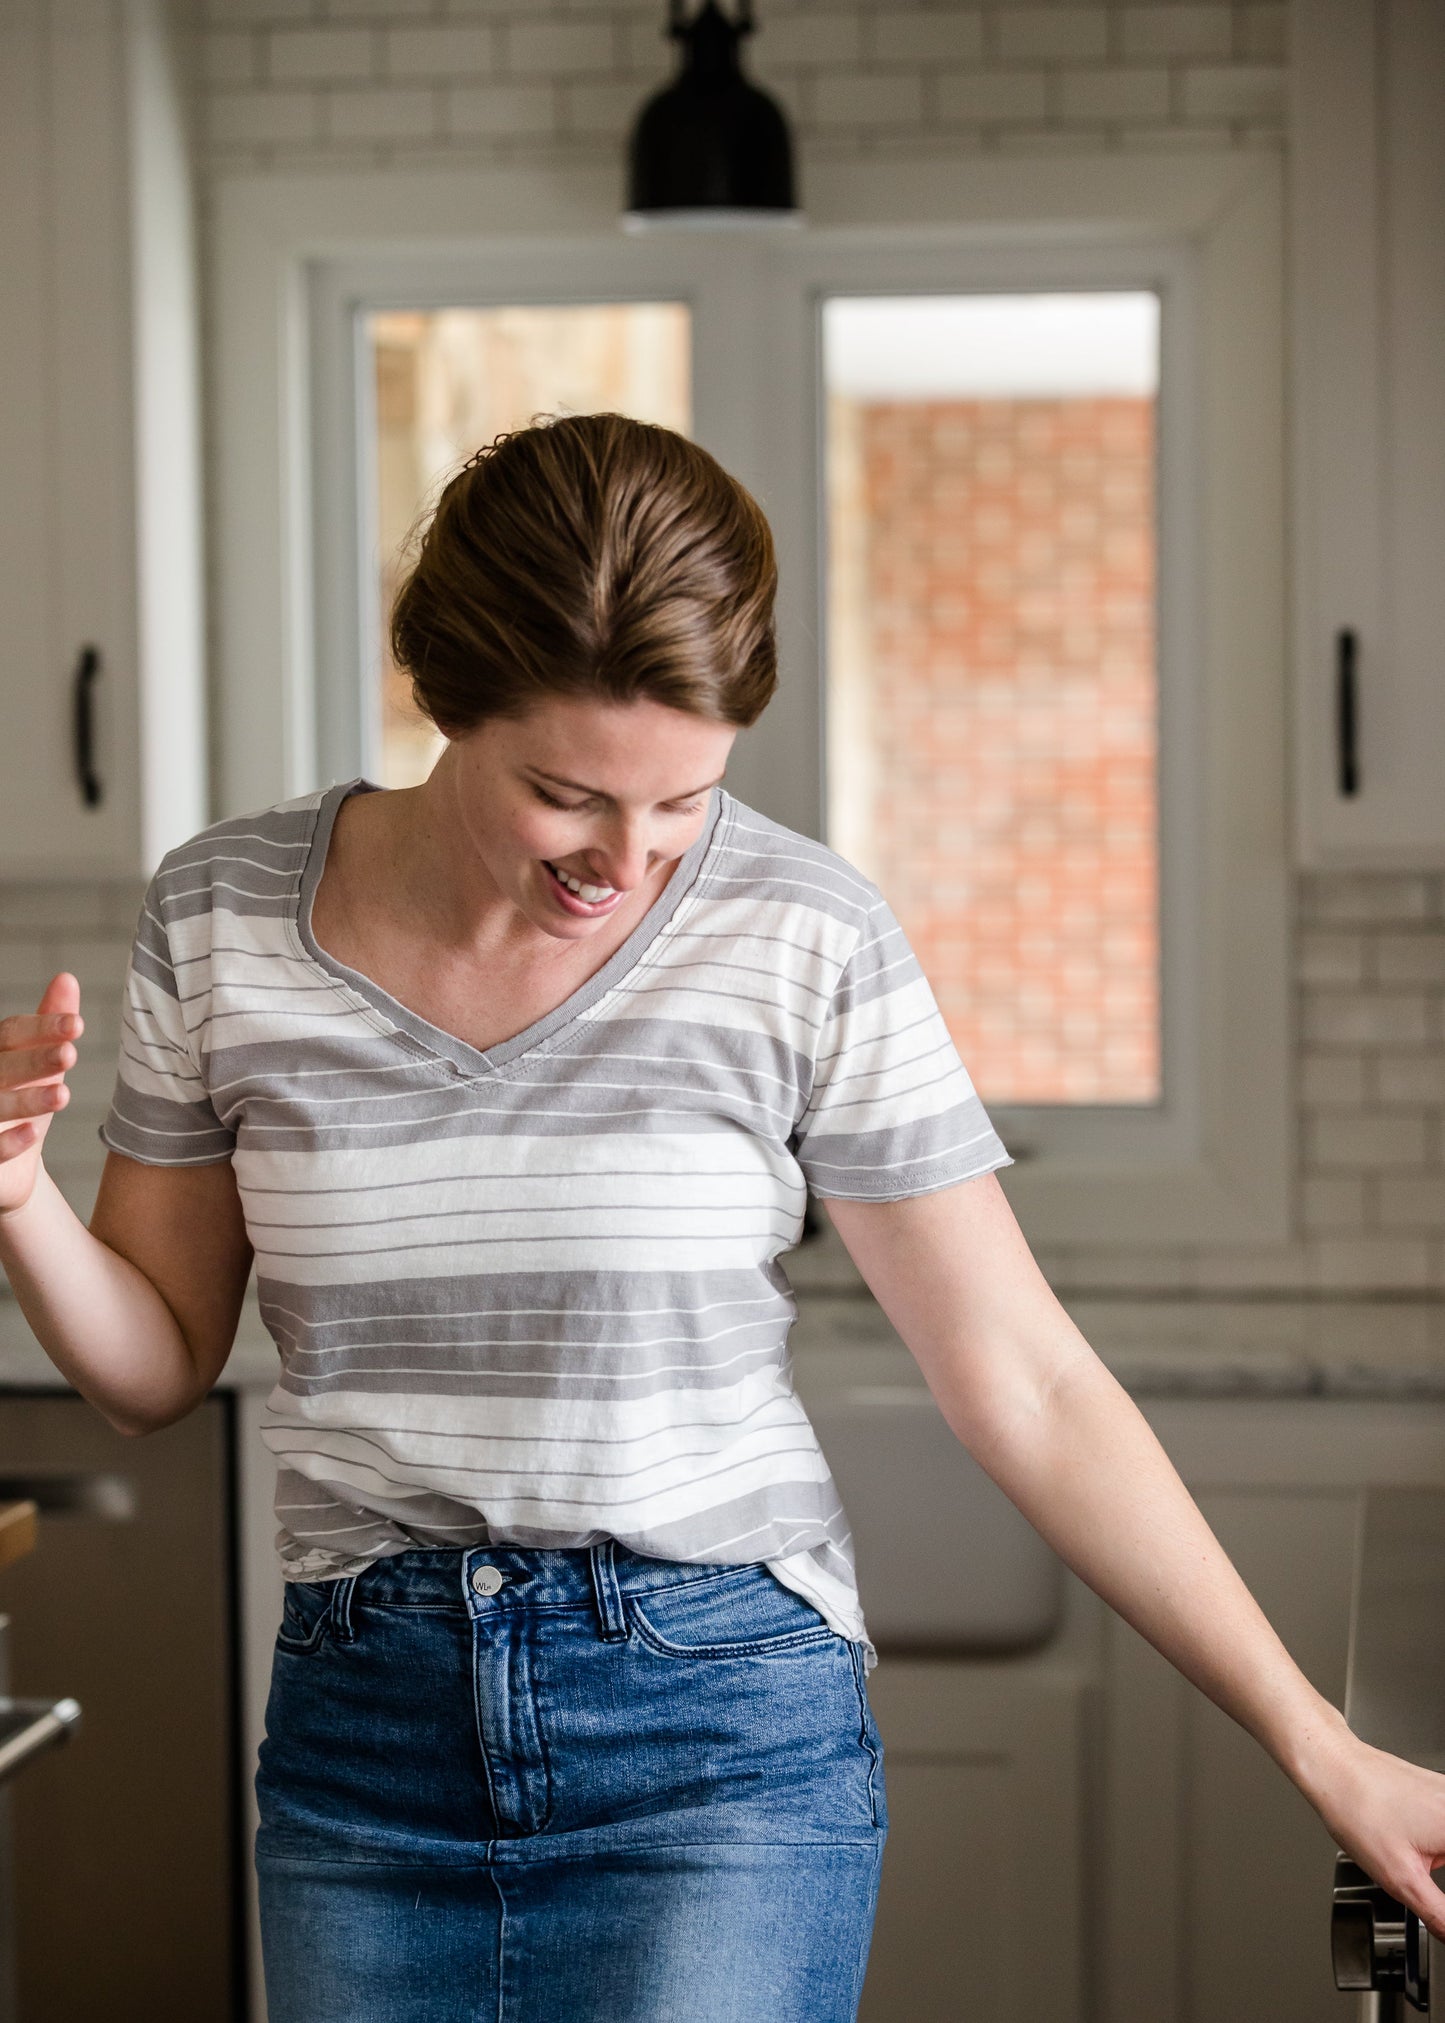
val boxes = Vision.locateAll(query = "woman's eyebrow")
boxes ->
[530,769,725,800]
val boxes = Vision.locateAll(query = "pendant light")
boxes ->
[623,1,801,231]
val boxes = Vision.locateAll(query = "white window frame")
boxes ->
[212,153,1288,1248]
[306,242,766,786]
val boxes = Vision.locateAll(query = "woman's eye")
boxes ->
[533,785,703,816]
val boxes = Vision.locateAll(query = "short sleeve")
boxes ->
[98,871,237,1167]
[793,887,1012,1201]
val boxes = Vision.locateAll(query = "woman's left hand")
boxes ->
[1308,1731,1445,1937]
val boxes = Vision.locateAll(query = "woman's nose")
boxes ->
[586,820,654,891]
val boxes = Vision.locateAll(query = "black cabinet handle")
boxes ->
[72,644,102,808]
[1336,628,1360,797]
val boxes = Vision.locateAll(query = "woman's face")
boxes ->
[441,696,737,941]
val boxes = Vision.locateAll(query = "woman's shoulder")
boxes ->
[146,784,332,917]
[711,792,885,936]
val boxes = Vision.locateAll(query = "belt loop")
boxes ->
[588,1541,628,1643]
[328,1574,357,1644]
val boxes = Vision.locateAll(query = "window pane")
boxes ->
[822,293,1161,1106]
[366,303,691,789]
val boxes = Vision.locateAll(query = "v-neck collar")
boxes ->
[292,775,727,1080]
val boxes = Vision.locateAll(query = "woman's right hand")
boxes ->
[0,972,83,1217]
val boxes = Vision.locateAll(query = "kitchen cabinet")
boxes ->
[0,0,206,880]
[1291,0,1445,866]
[861,1658,1090,2020]
[0,1391,241,2021]
[1102,1486,1355,2023]
[1100,1395,1445,2023]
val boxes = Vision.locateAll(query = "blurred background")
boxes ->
[0,1,1441,2017]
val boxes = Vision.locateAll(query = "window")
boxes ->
[226,155,1287,1243]
[822,293,1161,1108]
[365,302,690,787]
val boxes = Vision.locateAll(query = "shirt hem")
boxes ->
[807,1147,1013,1202]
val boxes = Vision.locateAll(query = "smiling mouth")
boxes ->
[543,861,625,913]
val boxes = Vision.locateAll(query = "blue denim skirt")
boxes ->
[255,1542,888,2022]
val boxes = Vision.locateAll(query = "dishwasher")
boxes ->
[0,1390,244,2021]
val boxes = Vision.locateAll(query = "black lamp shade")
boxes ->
[626,2,799,222]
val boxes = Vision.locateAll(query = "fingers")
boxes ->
[0,1081,69,1125]
[0,1080,66,1173]
[0,1012,82,1051]
[0,1118,43,1165]
[1405,1870,1445,1943]
[0,974,82,1146]
[0,1040,77,1090]
[0,973,84,1063]
[37,972,81,1020]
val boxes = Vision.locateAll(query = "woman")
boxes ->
[0,412,1441,2021]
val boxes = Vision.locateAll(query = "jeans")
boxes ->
[255,1542,888,2022]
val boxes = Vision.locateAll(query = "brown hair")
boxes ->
[389,411,778,735]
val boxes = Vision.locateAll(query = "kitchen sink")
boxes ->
[794,1335,1065,1654]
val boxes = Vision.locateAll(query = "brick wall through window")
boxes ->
[828,393,1159,1105]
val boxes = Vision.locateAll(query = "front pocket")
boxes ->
[628,1568,840,1661]
[274,1580,336,1655]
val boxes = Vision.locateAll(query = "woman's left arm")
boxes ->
[825,1171,1445,1934]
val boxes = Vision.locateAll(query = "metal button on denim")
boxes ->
[471,1565,504,1597]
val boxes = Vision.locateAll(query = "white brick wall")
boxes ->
[1120,8,1232,61]
[268,26,376,83]
[1179,60,1285,120]
[995,9,1110,64]
[937,68,1048,124]
[194,0,1290,171]
[867,10,983,67]
[385,25,498,79]
[1056,66,1170,121]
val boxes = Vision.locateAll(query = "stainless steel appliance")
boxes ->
[1331,1488,1445,2018]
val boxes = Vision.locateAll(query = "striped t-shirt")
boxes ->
[100,779,1011,1649]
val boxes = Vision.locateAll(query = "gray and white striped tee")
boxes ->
[100,779,1011,1649]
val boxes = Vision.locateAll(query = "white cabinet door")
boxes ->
[1292,0,1445,866]
[0,0,206,881]
[861,1662,1088,2020]
[1101,1489,1357,2023]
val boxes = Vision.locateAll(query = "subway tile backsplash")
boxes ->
[193,0,1289,175]
[2,870,1442,1293]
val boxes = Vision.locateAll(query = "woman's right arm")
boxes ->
[0,973,253,1435]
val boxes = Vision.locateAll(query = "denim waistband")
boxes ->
[325,1543,770,1645]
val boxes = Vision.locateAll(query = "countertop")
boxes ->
[1,1281,1444,1400]
[789,1291,1445,1402]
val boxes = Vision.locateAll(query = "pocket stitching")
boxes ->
[628,1595,838,1662]
[274,1611,328,1655]
[848,1639,885,1829]
[275,1581,339,1655]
